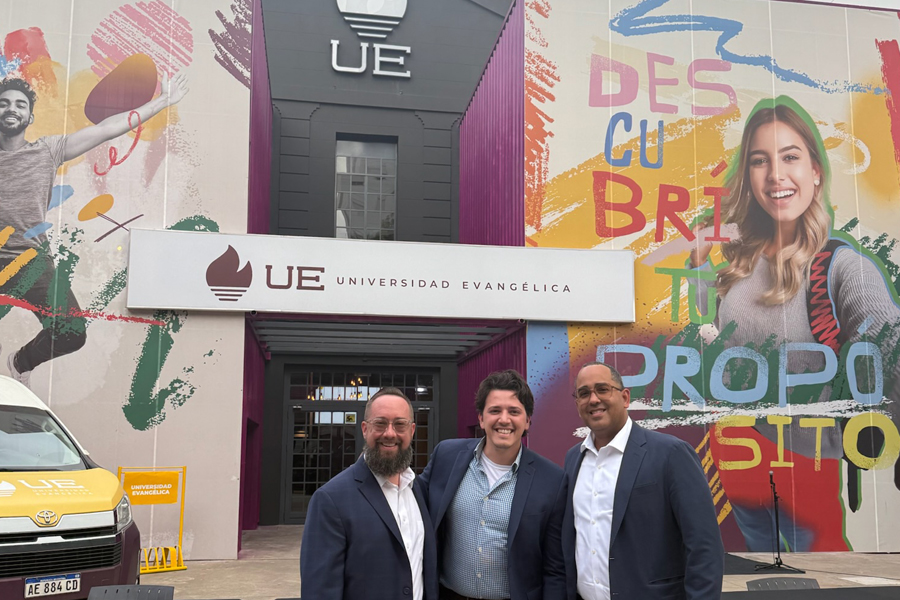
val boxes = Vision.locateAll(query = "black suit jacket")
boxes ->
[562,423,724,600]
[418,438,567,600]
[301,455,439,600]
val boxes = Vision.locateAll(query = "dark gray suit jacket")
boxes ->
[301,455,439,600]
[562,423,724,600]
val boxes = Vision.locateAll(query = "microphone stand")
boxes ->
[755,471,804,573]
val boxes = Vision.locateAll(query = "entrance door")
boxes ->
[283,368,438,523]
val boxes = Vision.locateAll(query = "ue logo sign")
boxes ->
[206,246,252,302]
[331,0,412,78]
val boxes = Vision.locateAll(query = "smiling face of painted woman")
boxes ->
[747,119,821,232]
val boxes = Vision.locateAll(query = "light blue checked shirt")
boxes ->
[441,439,521,600]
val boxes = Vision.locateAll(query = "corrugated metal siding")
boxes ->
[459,0,524,246]
[241,0,270,538]
[240,321,266,534]
[248,0,272,235]
[456,328,527,438]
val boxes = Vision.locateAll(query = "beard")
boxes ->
[0,113,29,136]
[365,442,414,478]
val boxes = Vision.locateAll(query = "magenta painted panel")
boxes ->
[459,0,524,247]
[240,0,271,545]
[456,327,526,438]
[240,321,266,538]
[247,0,271,235]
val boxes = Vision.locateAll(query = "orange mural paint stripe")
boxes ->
[0,225,14,247]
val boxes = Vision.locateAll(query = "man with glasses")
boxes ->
[301,387,438,600]
[561,362,723,600]
[418,369,567,600]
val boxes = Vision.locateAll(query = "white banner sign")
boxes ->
[126,230,635,322]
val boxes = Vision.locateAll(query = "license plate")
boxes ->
[24,574,81,598]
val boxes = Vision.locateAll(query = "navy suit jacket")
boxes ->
[563,423,724,600]
[418,438,567,600]
[300,455,439,600]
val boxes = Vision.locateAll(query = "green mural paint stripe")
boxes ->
[121,215,221,431]
[123,309,185,431]
[86,268,127,313]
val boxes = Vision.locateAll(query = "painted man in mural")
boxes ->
[417,369,567,600]
[690,96,900,550]
[0,72,188,388]
[562,362,724,600]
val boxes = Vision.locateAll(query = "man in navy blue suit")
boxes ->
[419,369,567,600]
[301,387,439,600]
[563,362,723,600]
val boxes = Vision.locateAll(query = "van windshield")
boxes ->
[0,406,86,471]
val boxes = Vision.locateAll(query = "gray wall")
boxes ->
[262,0,511,241]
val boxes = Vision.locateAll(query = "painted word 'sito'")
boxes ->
[331,40,411,78]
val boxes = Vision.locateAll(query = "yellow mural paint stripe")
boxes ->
[0,226,13,246]
[695,432,711,453]
[712,487,725,505]
[0,248,37,286]
[717,501,733,525]
[701,450,714,474]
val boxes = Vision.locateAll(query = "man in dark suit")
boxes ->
[301,387,439,600]
[563,362,723,600]
[419,369,567,600]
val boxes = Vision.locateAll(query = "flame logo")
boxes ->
[336,0,407,40]
[206,246,252,302]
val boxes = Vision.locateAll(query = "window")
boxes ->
[335,139,397,240]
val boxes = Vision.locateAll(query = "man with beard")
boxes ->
[418,370,566,600]
[0,74,187,387]
[301,387,439,600]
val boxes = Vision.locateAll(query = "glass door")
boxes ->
[282,368,438,523]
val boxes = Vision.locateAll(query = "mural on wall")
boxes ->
[0,0,252,559]
[526,0,900,552]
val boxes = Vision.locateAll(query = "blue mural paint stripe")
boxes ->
[47,185,75,210]
[610,0,881,94]
[0,55,21,78]
[527,321,571,403]
[858,316,875,335]
[23,222,53,239]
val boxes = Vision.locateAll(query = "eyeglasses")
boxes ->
[573,383,623,402]
[365,418,413,433]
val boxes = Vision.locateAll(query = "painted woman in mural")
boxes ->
[689,96,900,551]
[0,71,188,389]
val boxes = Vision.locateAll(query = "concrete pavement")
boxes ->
[143,525,900,599]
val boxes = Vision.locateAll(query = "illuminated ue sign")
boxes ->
[331,0,411,78]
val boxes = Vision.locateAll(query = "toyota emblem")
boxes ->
[35,510,59,527]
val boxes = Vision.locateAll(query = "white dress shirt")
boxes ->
[374,467,426,600]
[574,417,633,600]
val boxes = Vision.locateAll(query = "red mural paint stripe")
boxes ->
[0,295,165,326]
[525,236,538,246]
[3,27,51,66]
[525,0,560,233]
[876,39,900,181]
[710,160,727,178]
[87,0,193,78]
[209,0,253,88]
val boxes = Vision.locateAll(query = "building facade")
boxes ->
[2,0,898,560]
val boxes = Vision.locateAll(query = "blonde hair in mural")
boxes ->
[716,98,833,305]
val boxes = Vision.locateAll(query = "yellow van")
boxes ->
[0,376,140,599]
